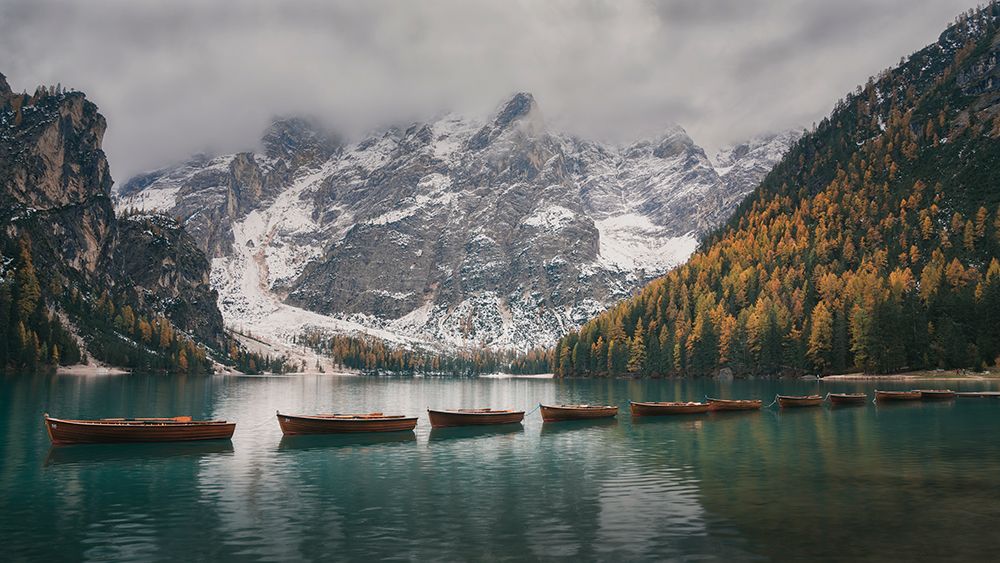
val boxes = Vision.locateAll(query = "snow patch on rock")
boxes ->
[595,214,698,272]
[121,186,180,212]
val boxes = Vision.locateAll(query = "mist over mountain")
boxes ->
[0,0,974,183]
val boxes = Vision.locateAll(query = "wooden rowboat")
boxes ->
[828,393,868,405]
[776,395,823,408]
[427,408,525,428]
[629,401,713,416]
[44,414,235,445]
[915,389,956,400]
[874,390,921,402]
[706,398,763,411]
[276,411,417,435]
[539,404,618,422]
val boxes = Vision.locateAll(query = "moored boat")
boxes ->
[874,390,921,402]
[276,411,418,435]
[915,389,956,400]
[44,414,235,445]
[956,391,1000,398]
[427,408,525,428]
[827,393,868,405]
[539,404,618,422]
[706,398,763,411]
[776,395,823,408]
[629,401,713,416]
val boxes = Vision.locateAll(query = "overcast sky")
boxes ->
[0,0,979,181]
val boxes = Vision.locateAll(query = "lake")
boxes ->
[2,373,1000,561]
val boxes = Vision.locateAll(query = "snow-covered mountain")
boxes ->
[116,93,798,352]
[712,131,803,208]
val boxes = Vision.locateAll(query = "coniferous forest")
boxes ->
[0,233,288,375]
[553,6,1000,377]
[296,330,552,376]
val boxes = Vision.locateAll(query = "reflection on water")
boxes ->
[3,373,1000,561]
[427,424,524,442]
[277,431,417,451]
[45,441,234,466]
[539,417,619,436]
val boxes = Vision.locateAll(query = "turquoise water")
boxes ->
[3,373,1000,561]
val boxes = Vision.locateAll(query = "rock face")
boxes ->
[118,92,798,351]
[111,214,225,346]
[0,74,115,276]
[0,72,225,350]
[712,131,804,215]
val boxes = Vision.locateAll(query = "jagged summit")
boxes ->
[493,92,537,127]
[0,72,11,101]
[261,116,341,162]
[651,126,703,159]
[712,130,803,169]
[467,91,543,151]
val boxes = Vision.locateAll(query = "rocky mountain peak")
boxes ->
[652,127,699,159]
[1,81,111,214]
[713,130,802,170]
[0,72,11,103]
[467,92,543,150]
[261,116,340,163]
[494,92,537,128]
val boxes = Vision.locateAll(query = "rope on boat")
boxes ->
[524,404,541,418]
[765,395,779,408]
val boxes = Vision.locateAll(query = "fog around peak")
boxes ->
[0,0,976,180]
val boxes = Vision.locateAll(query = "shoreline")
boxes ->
[821,370,999,382]
[56,364,130,376]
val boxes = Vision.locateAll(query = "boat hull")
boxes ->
[706,398,762,411]
[540,405,618,422]
[277,413,417,435]
[629,401,713,416]
[828,393,868,405]
[915,390,956,400]
[956,392,1000,398]
[875,391,921,402]
[777,396,823,408]
[45,416,235,445]
[427,409,525,428]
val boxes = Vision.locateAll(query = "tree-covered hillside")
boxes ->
[554,4,1000,377]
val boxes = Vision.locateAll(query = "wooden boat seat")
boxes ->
[315,413,404,420]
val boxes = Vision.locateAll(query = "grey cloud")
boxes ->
[0,0,977,181]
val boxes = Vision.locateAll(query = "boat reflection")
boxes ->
[428,424,523,443]
[540,417,618,436]
[630,414,711,427]
[708,407,765,417]
[872,399,932,411]
[44,440,234,466]
[278,432,416,452]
